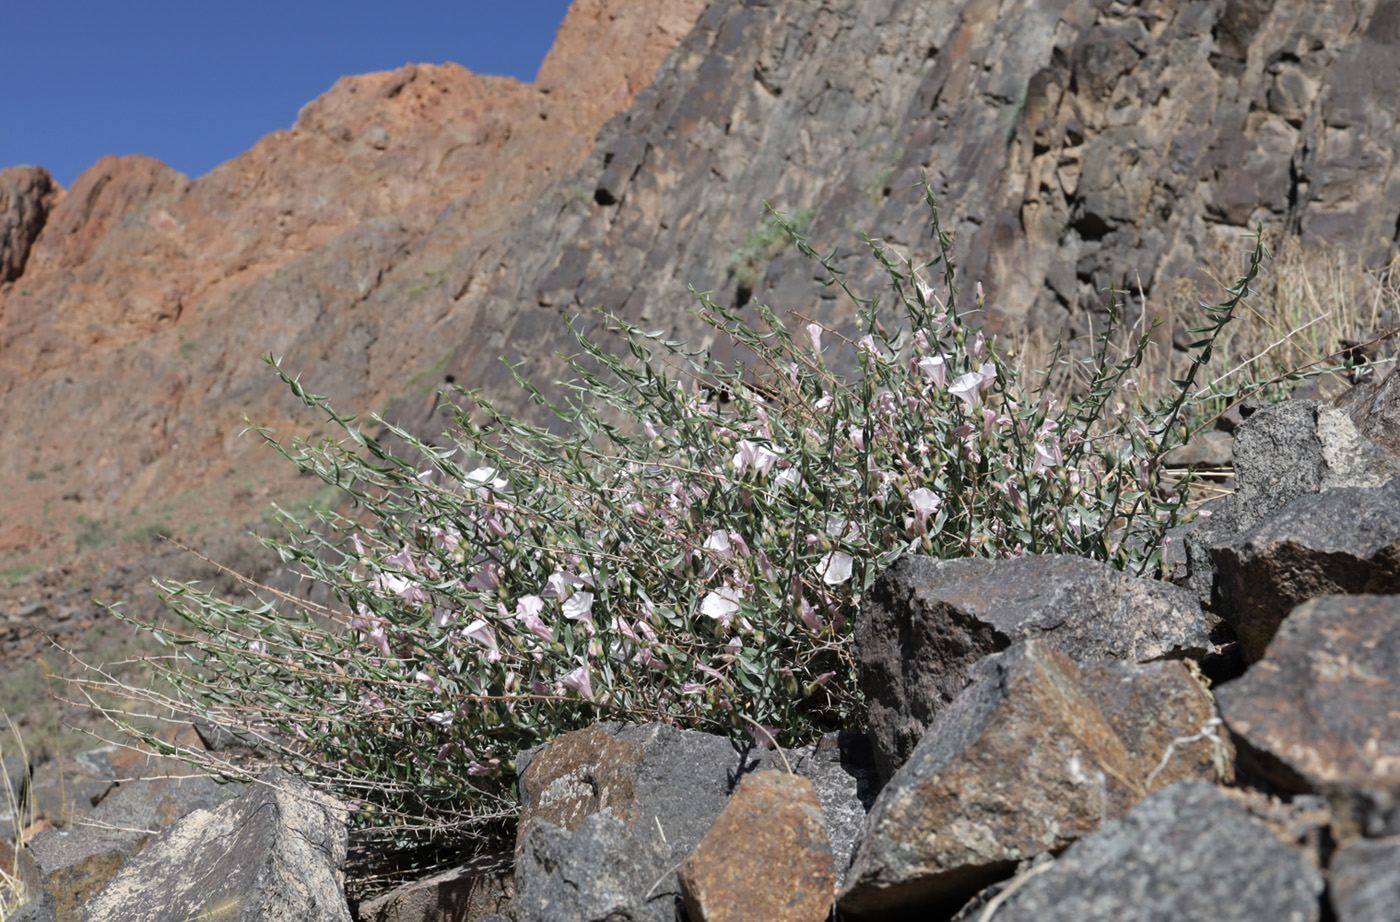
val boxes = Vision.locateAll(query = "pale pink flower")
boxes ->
[634,647,666,670]
[908,487,940,533]
[385,545,416,571]
[1033,441,1061,474]
[430,525,460,551]
[775,467,803,489]
[969,331,985,359]
[464,619,501,663]
[542,570,586,599]
[915,276,936,305]
[247,640,267,656]
[516,595,554,642]
[367,624,391,657]
[857,334,880,357]
[416,671,442,693]
[806,322,823,355]
[811,672,836,686]
[560,663,593,700]
[426,711,454,728]
[464,466,508,495]
[746,723,781,750]
[948,371,986,408]
[916,355,947,387]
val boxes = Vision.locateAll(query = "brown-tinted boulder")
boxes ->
[26,827,131,922]
[855,554,1213,779]
[678,771,834,922]
[1216,594,1400,792]
[839,641,1229,918]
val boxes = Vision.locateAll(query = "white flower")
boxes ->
[818,551,853,586]
[562,591,596,631]
[700,587,743,624]
[703,529,733,559]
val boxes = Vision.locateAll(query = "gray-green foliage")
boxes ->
[92,181,1267,848]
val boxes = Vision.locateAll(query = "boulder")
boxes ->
[508,812,673,922]
[855,553,1213,778]
[1338,363,1400,459]
[80,767,349,922]
[26,828,132,922]
[1216,594,1400,793]
[677,770,834,922]
[1178,399,1399,607]
[1210,479,1400,660]
[1328,836,1400,922]
[839,640,1229,918]
[951,780,1323,922]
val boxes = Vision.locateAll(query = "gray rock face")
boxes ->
[1215,594,1400,793]
[855,553,1213,779]
[0,165,56,283]
[1328,836,1400,922]
[1211,479,1400,660]
[840,641,1229,918]
[509,812,674,922]
[1179,399,1399,607]
[965,780,1323,922]
[437,0,1400,432]
[80,767,349,922]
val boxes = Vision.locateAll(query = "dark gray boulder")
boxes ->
[1328,836,1400,922]
[855,553,1213,779]
[1178,399,1398,608]
[508,812,674,922]
[957,780,1322,922]
[1210,479,1400,660]
[513,720,874,903]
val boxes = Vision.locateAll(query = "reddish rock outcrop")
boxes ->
[0,0,708,574]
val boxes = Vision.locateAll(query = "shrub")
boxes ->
[84,181,1267,851]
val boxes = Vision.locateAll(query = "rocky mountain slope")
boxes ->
[3,0,1400,644]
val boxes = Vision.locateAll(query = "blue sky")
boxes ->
[3,1,576,187]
